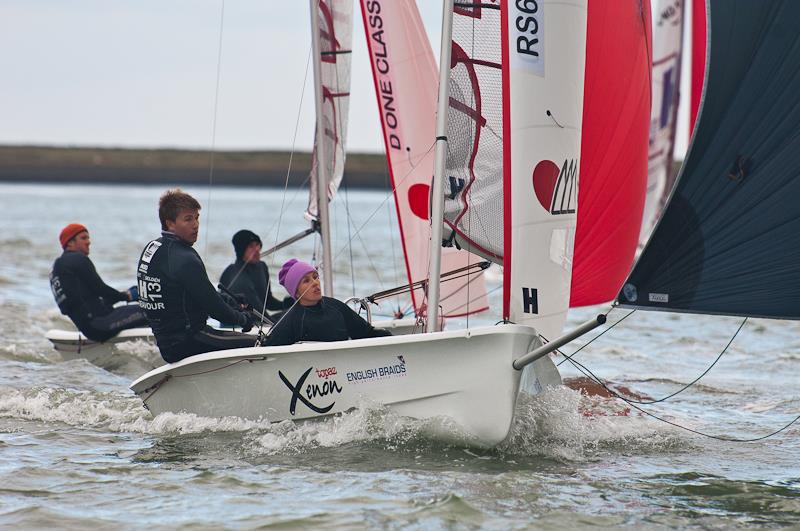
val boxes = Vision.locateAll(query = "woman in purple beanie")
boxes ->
[262,258,392,347]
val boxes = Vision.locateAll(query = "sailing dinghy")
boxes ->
[46,327,161,369]
[131,0,594,447]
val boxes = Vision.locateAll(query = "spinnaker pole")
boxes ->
[426,0,455,333]
[310,0,334,296]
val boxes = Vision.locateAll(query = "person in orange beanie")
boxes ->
[50,223,147,342]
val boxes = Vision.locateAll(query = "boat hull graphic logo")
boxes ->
[532,158,577,214]
[278,367,343,415]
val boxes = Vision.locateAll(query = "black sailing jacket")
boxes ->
[136,232,245,348]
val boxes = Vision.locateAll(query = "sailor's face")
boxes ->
[296,270,322,306]
[66,231,91,256]
[244,241,261,264]
[167,209,200,245]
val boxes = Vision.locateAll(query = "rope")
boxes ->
[203,0,226,258]
[555,308,635,366]
[565,355,800,442]
[554,311,798,442]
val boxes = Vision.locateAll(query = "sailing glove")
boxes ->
[237,311,254,333]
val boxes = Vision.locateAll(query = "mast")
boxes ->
[310,0,334,296]
[426,0,454,333]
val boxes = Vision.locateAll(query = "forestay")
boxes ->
[359,0,488,318]
[570,0,652,307]
[306,0,354,221]
[619,0,800,320]
[639,0,683,246]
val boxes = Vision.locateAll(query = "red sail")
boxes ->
[690,0,706,136]
[570,0,652,307]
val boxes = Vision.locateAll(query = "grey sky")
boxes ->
[0,1,689,155]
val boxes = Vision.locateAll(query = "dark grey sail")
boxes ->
[618,0,800,320]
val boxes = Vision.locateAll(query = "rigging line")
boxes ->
[557,313,749,405]
[343,163,356,298]
[564,355,800,443]
[555,308,635,366]
[204,0,227,258]
[331,139,437,264]
[270,45,313,272]
[561,317,749,405]
[354,225,385,288]
[384,145,401,312]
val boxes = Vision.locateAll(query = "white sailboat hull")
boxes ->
[46,328,161,369]
[130,324,561,447]
[44,318,417,370]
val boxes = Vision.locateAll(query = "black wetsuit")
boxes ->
[136,232,255,363]
[50,251,147,342]
[263,296,392,347]
[219,260,286,313]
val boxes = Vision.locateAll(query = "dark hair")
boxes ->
[158,189,201,230]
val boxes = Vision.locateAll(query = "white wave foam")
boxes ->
[499,386,685,461]
[0,386,268,435]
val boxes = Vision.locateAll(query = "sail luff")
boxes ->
[310,0,335,295]
[500,1,512,321]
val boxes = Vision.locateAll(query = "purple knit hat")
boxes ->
[278,259,317,299]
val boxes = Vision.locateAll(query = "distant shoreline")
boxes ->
[0,145,682,190]
[0,145,392,189]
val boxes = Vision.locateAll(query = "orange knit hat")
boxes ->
[59,223,88,248]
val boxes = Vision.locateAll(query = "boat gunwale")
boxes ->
[129,323,538,391]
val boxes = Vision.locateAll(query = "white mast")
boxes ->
[426,0,454,333]
[310,0,334,296]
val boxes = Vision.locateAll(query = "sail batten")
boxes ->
[620,0,800,320]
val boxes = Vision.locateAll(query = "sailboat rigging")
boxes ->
[130,0,594,447]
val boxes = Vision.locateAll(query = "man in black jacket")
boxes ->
[219,229,290,318]
[136,190,256,363]
[50,223,146,342]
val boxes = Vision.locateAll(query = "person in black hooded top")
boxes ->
[218,230,290,317]
[50,223,147,342]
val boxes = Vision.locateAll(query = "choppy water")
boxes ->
[1,182,798,529]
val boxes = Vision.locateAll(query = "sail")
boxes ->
[359,0,488,318]
[437,1,587,339]
[619,0,800,320]
[689,0,705,138]
[306,0,353,221]
[503,0,588,339]
[569,0,652,308]
[441,2,505,263]
[639,0,682,246]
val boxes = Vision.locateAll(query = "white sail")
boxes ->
[306,0,353,221]
[503,1,587,341]
[640,0,684,245]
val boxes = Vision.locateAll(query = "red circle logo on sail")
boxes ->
[408,183,430,220]
[532,160,561,211]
